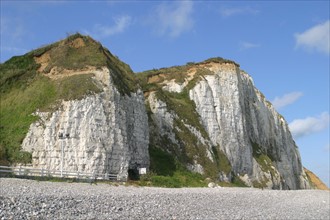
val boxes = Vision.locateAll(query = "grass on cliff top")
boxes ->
[136,56,238,92]
[30,33,107,72]
[30,33,136,95]
[33,33,137,95]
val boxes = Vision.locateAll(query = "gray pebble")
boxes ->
[0,178,329,219]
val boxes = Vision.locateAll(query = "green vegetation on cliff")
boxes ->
[140,64,234,181]
[250,141,277,187]
[144,145,205,187]
[0,55,43,165]
[0,61,102,165]
[152,89,223,179]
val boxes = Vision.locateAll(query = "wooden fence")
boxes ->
[0,166,118,181]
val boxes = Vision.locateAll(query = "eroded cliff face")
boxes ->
[22,67,149,180]
[143,61,310,189]
[12,35,310,188]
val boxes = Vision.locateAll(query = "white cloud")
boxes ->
[155,1,194,38]
[239,41,260,50]
[295,20,330,55]
[289,112,330,139]
[220,6,259,17]
[271,92,303,110]
[92,15,132,38]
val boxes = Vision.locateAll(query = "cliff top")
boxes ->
[0,33,137,95]
[1,33,240,95]
[136,57,240,94]
[136,57,238,80]
[29,33,107,74]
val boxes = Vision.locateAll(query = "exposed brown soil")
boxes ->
[46,66,100,80]
[148,74,165,84]
[69,38,85,48]
[34,52,51,73]
[34,50,101,80]
[33,36,92,78]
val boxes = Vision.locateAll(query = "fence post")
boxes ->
[18,166,22,176]
[41,168,44,177]
[77,171,80,179]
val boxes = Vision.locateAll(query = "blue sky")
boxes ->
[1,0,329,186]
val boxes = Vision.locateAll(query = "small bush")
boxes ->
[145,170,205,188]
[151,176,182,188]
[149,145,176,176]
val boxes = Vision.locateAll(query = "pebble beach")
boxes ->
[0,178,329,220]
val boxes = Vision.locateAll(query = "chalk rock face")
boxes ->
[4,34,314,189]
[14,34,311,189]
[145,62,310,189]
[189,64,309,189]
[22,68,149,180]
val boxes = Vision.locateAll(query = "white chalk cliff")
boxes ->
[20,35,149,180]
[18,35,310,189]
[22,67,149,180]
[144,61,310,189]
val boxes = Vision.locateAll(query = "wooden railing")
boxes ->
[0,166,118,181]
